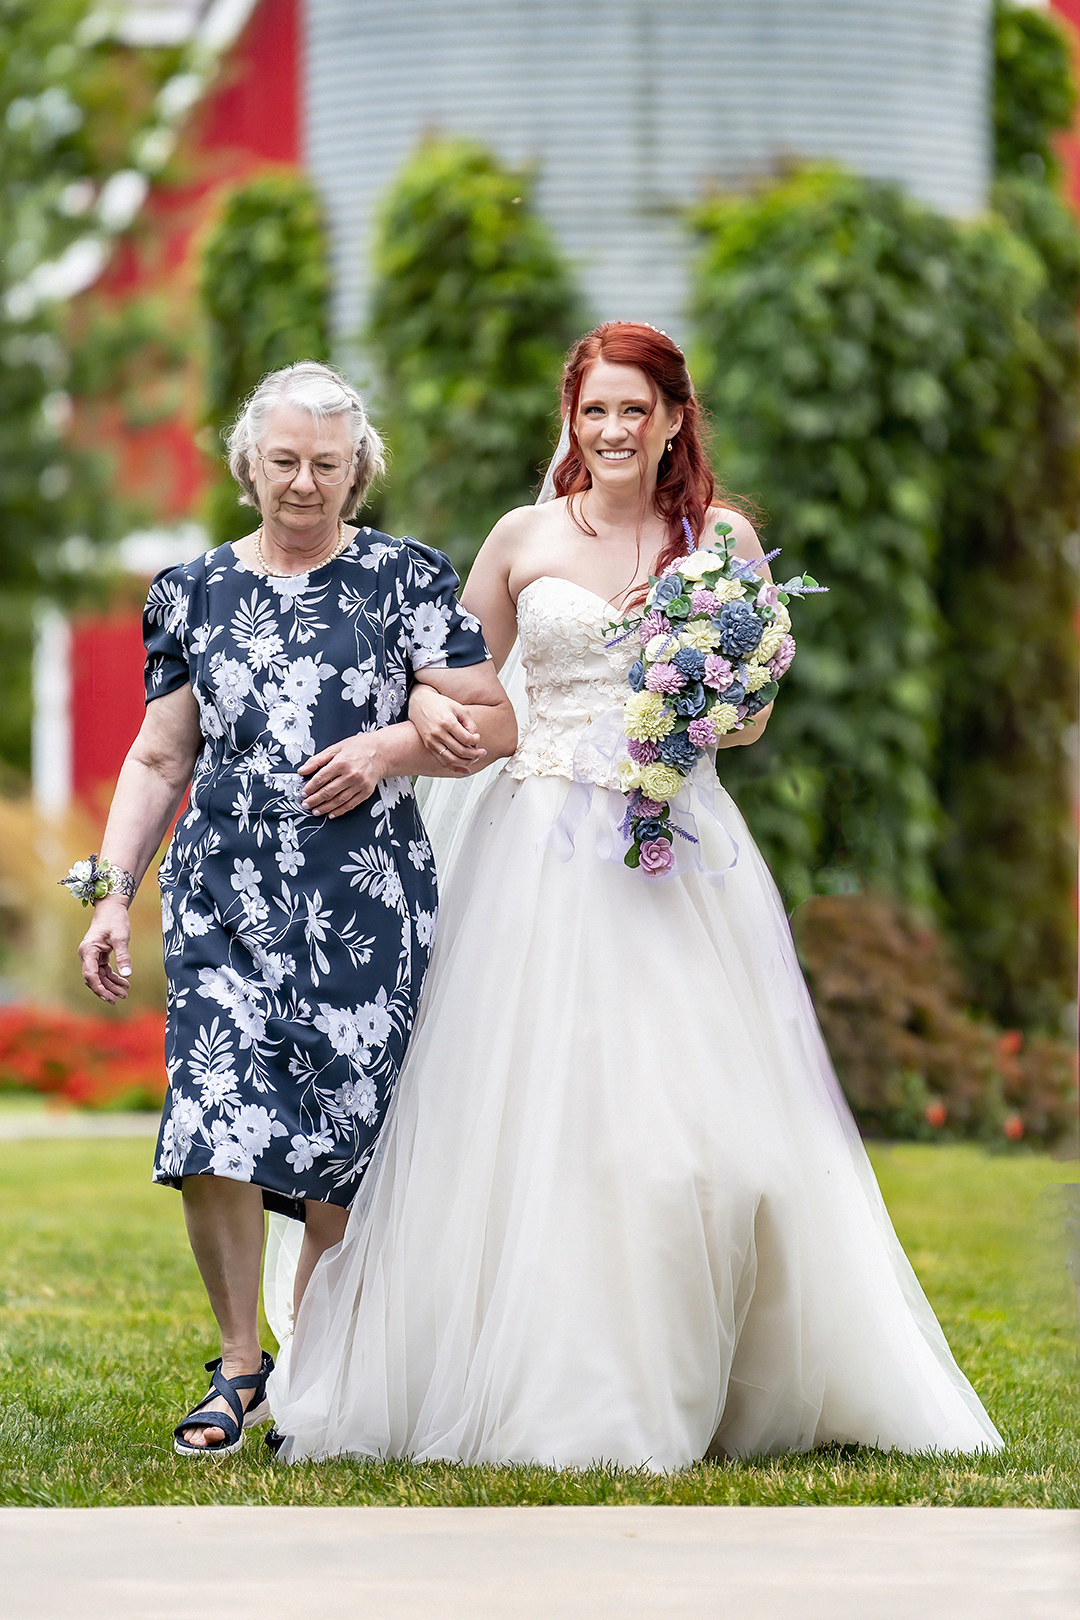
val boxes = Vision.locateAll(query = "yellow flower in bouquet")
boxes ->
[755,622,787,663]
[742,663,774,694]
[711,578,748,604]
[624,691,676,743]
[639,762,687,802]
[679,619,720,653]
[645,633,677,663]
[709,702,741,737]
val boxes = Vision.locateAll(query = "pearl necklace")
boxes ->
[253,518,349,578]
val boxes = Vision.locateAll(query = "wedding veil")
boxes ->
[414,413,570,874]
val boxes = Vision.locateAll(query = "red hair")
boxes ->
[553,321,737,594]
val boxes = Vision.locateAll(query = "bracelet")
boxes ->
[58,854,136,908]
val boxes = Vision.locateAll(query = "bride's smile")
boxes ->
[575,358,682,499]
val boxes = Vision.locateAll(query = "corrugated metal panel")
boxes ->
[304,0,991,352]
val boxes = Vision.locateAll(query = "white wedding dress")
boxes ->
[266,575,1002,1468]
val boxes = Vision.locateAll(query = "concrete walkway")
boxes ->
[1,1506,1076,1619]
[0,1107,158,1138]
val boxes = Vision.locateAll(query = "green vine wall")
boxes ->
[367,137,582,575]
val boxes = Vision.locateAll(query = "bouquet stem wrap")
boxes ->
[544,707,740,883]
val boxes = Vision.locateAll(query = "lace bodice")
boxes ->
[505,576,636,787]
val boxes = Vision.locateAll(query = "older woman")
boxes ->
[76,360,516,1454]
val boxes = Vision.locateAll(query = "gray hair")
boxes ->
[226,359,387,519]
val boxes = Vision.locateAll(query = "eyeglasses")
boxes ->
[256,451,354,486]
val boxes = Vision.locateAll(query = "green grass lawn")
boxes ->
[0,1137,1076,1506]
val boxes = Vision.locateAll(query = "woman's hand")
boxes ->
[408,683,487,771]
[299,732,388,817]
[78,898,133,1005]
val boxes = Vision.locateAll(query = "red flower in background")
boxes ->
[0,1005,166,1111]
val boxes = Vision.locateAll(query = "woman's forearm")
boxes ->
[98,752,193,892]
[378,704,514,780]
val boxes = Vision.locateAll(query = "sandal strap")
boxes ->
[176,1352,275,1448]
[204,1351,274,1401]
[174,1405,242,1449]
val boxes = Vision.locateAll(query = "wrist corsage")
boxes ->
[610,521,827,874]
[59,854,136,907]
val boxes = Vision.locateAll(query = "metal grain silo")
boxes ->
[304,0,991,349]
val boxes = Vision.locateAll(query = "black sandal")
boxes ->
[173,1351,275,1457]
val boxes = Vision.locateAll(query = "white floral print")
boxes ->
[147,532,487,1208]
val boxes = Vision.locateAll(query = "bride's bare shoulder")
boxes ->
[489,498,569,541]
[706,504,761,557]
[481,498,569,568]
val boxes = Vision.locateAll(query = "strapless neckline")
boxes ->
[516,575,629,622]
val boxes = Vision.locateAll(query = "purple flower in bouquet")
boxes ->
[672,679,707,718]
[636,795,667,816]
[658,729,699,770]
[645,662,685,694]
[639,838,675,874]
[687,716,715,748]
[672,647,706,681]
[627,737,660,765]
[639,611,671,645]
[715,600,763,660]
[690,588,720,615]
[703,654,733,691]
[768,634,796,679]
[628,658,646,692]
[756,582,780,610]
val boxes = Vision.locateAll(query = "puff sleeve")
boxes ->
[393,539,490,672]
[142,564,196,703]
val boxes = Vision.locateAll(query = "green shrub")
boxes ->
[691,171,962,911]
[934,175,1080,1033]
[794,892,1078,1148]
[199,170,331,545]
[691,167,1079,1032]
[367,136,582,574]
[994,0,1076,180]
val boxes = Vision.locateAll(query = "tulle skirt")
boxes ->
[266,770,1003,1468]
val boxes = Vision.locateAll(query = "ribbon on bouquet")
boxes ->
[542,707,740,885]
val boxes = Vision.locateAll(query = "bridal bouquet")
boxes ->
[613,523,826,874]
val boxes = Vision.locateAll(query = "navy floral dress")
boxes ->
[143,530,488,1215]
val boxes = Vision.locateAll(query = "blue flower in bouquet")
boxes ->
[722,679,746,706]
[742,689,769,718]
[628,658,646,693]
[651,575,686,611]
[671,679,706,718]
[658,729,700,770]
[715,600,763,660]
[672,647,706,681]
[634,817,665,843]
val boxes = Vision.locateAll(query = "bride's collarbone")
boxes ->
[514,550,656,616]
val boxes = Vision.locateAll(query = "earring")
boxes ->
[666,440,672,454]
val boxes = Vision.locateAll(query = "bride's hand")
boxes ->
[409,683,486,768]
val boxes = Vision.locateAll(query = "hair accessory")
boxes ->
[59,855,136,907]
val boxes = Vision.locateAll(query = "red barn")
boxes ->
[34,0,301,816]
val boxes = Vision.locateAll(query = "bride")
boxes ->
[265,321,1002,1467]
